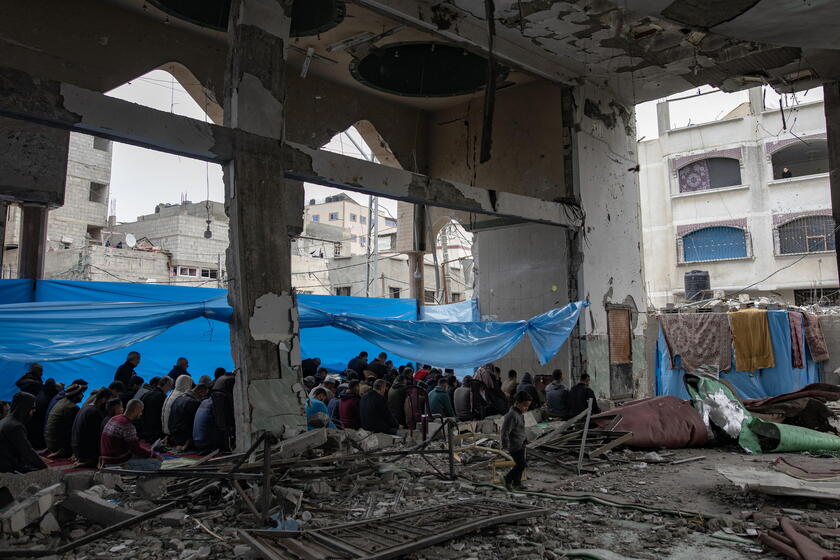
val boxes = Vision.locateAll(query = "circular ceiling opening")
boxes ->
[147,0,230,31]
[290,0,346,37]
[146,0,344,35]
[350,42,507,98]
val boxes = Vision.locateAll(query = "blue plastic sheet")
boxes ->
[0,280,586,400]
[655,310,821,399]
[419,299,479,322]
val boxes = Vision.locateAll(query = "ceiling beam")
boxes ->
[0,65,581,229]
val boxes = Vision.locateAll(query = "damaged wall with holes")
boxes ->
[573,82,649,401]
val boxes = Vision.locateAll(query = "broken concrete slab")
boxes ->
[718,466,840,500]
[0,482,63,534]
[61,486,144,526]
[275,428,328,458]
[159,509,187,527]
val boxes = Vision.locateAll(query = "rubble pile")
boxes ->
[4,407,840,559]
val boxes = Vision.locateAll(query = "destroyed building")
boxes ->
[2,0,840,558]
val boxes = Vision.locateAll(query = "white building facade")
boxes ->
[640,88,836,308]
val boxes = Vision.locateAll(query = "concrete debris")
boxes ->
[61,486,144,526]
[5,417,840,559]
[718,466,840,501]
[0,482,63,534]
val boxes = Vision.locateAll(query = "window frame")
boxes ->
[774,215,836,256]
[178,266,198,277]
[311,215,320,222]
[676,156,742,193]
[349,214,357,222]
[88,181,108,204]
[335,286,351,296]
[677,226,752,264]
[329,212,340,221]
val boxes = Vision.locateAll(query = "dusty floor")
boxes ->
[3,440,840,559]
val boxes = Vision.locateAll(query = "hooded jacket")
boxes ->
[28,379,58,450]
[387,378,408,427]
[211,375,236,451]
[162,375,192,436]
[169,390,202,446]
[0,392,46,473]
[516,373,542,410]
[139,387,167,442]
[546,380,569,417]
[45,395,81,454]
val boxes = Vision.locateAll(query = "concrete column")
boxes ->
[18,203,48,279]
[655,100,670,136]
[224,0,305,447]
[748,86,764,115]
[0,201,7,274]
[409,203,427,305]
[824,82,840,282]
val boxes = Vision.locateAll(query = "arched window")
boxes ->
[681,226,748,262]
[678,157,741,193]
[771,140,829,180]
[777,216,835,254]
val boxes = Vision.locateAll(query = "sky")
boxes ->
[106,70,825,222]
[106,70,396,223]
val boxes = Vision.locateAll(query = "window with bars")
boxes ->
[335,286,351,296]
[389,286,401,298]
[334,242,342,257]
[677,157,742,193]
[424,290,436,303]
[777,216,835,255]
[679,226,750,263]
[794,288,840,307]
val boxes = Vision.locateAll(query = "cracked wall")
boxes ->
[573,82,649,401]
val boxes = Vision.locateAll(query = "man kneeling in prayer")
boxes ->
[100,399,163,471]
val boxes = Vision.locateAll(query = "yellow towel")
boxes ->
[729,309,775,371]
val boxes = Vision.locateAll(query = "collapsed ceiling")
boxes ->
[0,0,837,114]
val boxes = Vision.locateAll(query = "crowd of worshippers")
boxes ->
[302,351,600,435]
[0,352,239,474]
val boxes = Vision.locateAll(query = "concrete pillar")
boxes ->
[224,0,305,447]
[824,82,840,282]
[748,86,764,115]
[18,203,48,279]
[0,201,7,274]
[655,100,670,136]
[409,203,427,305]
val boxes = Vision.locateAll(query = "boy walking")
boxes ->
[501,391,532,491]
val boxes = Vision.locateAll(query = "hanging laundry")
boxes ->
[729,309,775,371]
[787,311,805,369]
[658,312,731,373]
[803,313,830,363]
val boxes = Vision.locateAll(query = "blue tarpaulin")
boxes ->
[0,280,586,400]
[655,309,821,399]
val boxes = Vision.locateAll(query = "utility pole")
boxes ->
[440,223,450,304]
[345,130,379,297]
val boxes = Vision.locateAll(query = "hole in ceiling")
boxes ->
[350,42,508,98]
[145,0,345,35]
[290,0,346,37]
[147,0,230,30]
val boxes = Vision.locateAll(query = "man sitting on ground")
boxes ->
[545,369,569,418]
[45,383,86,458]
[114,351,141,385]
[339,380,362,429]
[347,351,368,377]
[101,399,163,470]
[139,376,173,443]
[567,373,600,418]
[0,392,47,473]
[428,377,456,418]
[169,383,209,448]
[168,357,190,381]
[367,352,389,379]
[71,387,114,467]
[305,388,335,430]
[360,379,398,435]
[387,373,409,427]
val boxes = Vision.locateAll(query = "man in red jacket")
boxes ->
[100,399,162,470]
